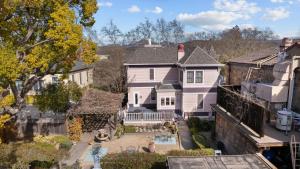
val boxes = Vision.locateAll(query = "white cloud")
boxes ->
[97,1,112,8]
[239,23,255,29]
[263,7,290,21]
[177,11,244,31]
[214,0,261,18]
[147,6,163,14]
[128,5,141,13]
[270,0,294,4]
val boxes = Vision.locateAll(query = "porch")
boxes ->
[121,107,175,125]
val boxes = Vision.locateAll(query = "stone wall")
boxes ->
[215,109,259,154]
[226,63,274,85]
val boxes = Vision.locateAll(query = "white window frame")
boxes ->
[187,71,194,83]
[160,96,175,107]
[195,70,204,84]
[149,68,155,81]
[186,70,204,84]
[197,94,204,111]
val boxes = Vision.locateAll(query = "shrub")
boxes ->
[187,117,213,132]
[102,152,167,169]
[68,117,83,141]
[114,124,124,138]
[33,135,73,150]
[124,125,136,133]
[167,149,214,156]
[192,134,209,149]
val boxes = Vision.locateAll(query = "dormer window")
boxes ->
[150,68,155,80]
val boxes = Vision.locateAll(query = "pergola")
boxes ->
[68,89,124,132]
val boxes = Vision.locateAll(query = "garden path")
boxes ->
[61,132,93,166]
[177,120,196,149]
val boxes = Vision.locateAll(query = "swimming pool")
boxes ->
[154,134,176,144]
[81,145,108,163]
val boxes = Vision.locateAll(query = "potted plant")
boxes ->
[148,141,155,153]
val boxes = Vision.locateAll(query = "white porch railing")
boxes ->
[119,109,174,124]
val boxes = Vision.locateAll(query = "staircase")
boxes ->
[290,135,300,169]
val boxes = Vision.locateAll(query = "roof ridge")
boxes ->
[197,46,220,64]
[183,46,198,64]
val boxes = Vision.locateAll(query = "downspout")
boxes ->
[288,56,300,110]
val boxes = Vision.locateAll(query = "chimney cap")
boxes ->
[178,44,184,52]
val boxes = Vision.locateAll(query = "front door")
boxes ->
[134,92,139,107]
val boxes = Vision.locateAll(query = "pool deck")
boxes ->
[101,132,180,154]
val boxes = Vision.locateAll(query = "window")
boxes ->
[71,74,74,82]
[150,69,154,80]
[166,98,170,105]
[180,70,183,82]
[195,71,203,83]
[151,88,156,101]
[171,97,175,105]
[197,94,204,109]
[187,71,194,83]
[79,72,82,84]
[161,98,165,106]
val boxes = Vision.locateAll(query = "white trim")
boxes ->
[133,92,140,107]
[149,68,155,81]
[186,70,204,84]
[160,96,176,108]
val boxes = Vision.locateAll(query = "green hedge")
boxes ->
[187,117,214,132]
[102,153,167,169]
[124,125,136,133]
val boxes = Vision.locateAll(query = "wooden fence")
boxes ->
[217,85,265,137]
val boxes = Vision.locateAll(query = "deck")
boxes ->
[249,120,300,148]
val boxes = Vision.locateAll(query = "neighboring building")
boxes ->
[68,61,94,88]
[226,47,279,85]
[124,43,223,119]
[167,154,277,169]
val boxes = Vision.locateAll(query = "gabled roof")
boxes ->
[178,46,220,65]
[125,47,178,65]
[125,46,222,66]
[228,47,279,66]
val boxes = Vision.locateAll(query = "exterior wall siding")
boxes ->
[182,68,219,88]
[68,69,93,87]
[128,87,156,107]
[182,92,217,115]
[157,91,182,110]
[127,66,178,83]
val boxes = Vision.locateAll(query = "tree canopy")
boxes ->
[0,0,98,115]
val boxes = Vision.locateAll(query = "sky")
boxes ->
[93,0,300,38]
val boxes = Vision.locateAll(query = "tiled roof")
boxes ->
[125,46,222,66]
[178,46,220,65]
[125,47,178,64]
[228,47,279,66]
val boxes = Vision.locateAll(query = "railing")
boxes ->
[217,85,265,137]
[121,110,174,123]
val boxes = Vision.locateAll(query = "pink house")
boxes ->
[124,44,223,119]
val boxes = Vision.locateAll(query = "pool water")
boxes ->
[154,135,176,144]
[82,145,108,163]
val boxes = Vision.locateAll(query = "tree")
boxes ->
[101,20,123,45]
[137,18,155,40]
[169,20,185,43]
[155,18,171,44]
[0,0,98,116]
[35,82,82,113]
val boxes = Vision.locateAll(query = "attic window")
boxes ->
[150,68,155,80]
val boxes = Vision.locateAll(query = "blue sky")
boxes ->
[93,0,300,38]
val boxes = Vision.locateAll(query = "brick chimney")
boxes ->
[280,37,293,52]
[178,44,185,61]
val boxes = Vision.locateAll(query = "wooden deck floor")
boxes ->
[249,120,300,148]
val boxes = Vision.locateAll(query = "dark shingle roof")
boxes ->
[157,84,182,91]
[179,46,220,65]
[70,61,93,72]
[126,47,178,64]
[228,47,279,66]
[125,46,222,66]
